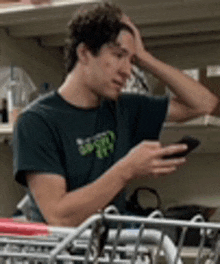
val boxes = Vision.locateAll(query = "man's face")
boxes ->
[84,30,136,101]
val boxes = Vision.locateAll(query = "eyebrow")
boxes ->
[109,42,124,49]
[109,42,131,55]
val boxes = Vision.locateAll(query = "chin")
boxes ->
[100,88,122,102]
[109,94,121,101]
[111,90,122,100]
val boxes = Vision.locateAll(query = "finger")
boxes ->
[121,14,138,32]
[150,166,177,178]
[156,144,188,158]
[142,140,161,149]
[121,14,130,23]
[159,157,186,167]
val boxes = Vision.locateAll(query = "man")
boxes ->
[13,2,219,227]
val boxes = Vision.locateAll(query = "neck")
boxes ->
[58,68,101,109]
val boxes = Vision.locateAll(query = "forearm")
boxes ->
[54,160,132,227]
[139,52,219,113]
[121,15,219,113]
[28,140,188,227]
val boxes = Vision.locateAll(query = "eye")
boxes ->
[113,52,124,59]
[130,56,136,65]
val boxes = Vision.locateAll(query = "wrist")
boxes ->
[137,51,158,70]
[115,157,135,184]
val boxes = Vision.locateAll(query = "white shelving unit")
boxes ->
[161,115,220,154]
[0,123,13,142]
[1,114,220,148]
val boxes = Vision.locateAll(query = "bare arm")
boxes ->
[27,162,128,227]
[27,141,187,227]
[122,15,220,122]
[137,53,220,122]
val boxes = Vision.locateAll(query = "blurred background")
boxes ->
[0,0,220,223]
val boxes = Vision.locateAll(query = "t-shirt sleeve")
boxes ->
[134,95,169,145]
[121,94,169,146]
[13,112,66,187]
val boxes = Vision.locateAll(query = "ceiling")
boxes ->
[1,0,220,68]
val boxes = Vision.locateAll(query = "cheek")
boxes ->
[102,60,116,74]
[85,68,94,82]
[91,57,116,80]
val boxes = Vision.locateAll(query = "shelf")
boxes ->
[164,115,220,128]
[0,123,13,134]
[0,123,13,142]
[161,115,220,154]
[1,115,220,152]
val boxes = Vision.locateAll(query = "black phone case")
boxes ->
[163,136,201,159]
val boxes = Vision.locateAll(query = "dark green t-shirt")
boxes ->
[13,91,169,222]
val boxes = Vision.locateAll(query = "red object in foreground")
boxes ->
[0,219,49,236]
[21,0,51,4]
[0,1,19,3]
[0,0,51,4]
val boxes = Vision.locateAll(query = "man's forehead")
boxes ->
[110,32,135,54]
[117,29,135,41]
[108,42,123,49]
[108,41,133,53]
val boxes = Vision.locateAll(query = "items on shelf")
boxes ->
[0,65,38,123]
[0,98,8,123]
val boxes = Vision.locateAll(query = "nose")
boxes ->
[119,59,132,80]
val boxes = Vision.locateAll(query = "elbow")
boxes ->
[204,96,220,116]
[192,96,220,117]
[47,216,77,227]
[194,102,219,117]
[210,99,220,116]
[45,209,83,227]
[46,214,76,227]
[41,200,92,227]
[198,107,212,116]
[201,105,218,116]
[46,217,69,227]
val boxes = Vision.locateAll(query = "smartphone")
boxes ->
[163,135,201,159]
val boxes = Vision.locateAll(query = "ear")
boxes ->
[76,43,91,65]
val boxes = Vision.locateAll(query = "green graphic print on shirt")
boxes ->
[76,130,116,159]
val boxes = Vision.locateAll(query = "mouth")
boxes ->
[112,80,124,88]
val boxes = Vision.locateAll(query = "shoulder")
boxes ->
[24,91,59,114]
[14,93,57,135]
[16,91,59,125]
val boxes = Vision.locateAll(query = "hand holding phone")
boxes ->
[163,136,201,159]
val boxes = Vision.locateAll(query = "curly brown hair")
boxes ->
[64,2,133,74]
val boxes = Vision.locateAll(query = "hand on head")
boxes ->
[121,14,146,60]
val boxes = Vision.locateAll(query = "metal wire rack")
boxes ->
[0,207,220,264]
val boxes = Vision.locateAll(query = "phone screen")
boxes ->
[163,136,201,159]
